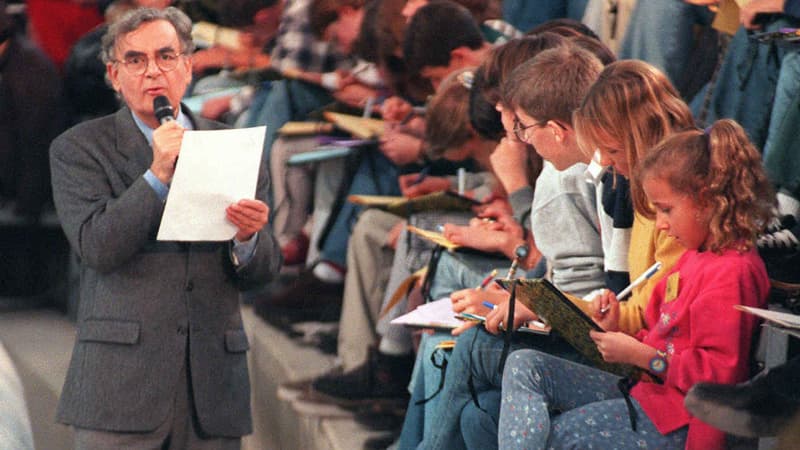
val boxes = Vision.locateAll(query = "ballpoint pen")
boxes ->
[601,261,662,314]
[411,166,431,186]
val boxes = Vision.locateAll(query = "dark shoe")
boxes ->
[277,365,344,402]
[281,233,309,266]
[363,432,400,450]
[685,359,800,437]
[252,269,343,327]
[308,348,413,408]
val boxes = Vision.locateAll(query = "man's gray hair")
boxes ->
[101,7,194,64]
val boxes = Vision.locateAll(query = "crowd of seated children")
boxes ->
[6,0,800,447]
[252,1,499,323]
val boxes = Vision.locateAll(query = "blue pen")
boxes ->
[482,301,495,310]
[412,166,431,186]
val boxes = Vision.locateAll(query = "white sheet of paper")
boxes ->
[390,297,461,329]
[735,305,800,330]
[157,126,266,241]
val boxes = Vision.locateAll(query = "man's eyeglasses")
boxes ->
[112,51,184,75]
[513,116,546,142]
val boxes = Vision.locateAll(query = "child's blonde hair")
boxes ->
[573,60,695,215]
[637,119,775,253]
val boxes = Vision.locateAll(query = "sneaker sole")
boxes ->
[290,397,355,417]
[297,388,409,410]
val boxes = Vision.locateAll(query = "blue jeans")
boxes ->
[691,17,799,149]
[620,1,713,90]
[499,349,687,449]
[460,389,501,450]
[427,250,547,301]
[416,327,584,450]
[318,150,400,266]
[397,332,453,450]
[246,80,333,204]
[763,49,800,197]
[502,0,587,33]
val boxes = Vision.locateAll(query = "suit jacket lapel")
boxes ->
[114,108,155,186]
[113,105,214,186]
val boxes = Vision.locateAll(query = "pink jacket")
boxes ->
[631,248,769,450]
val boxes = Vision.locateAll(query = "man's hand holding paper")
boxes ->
[226,199,269,242]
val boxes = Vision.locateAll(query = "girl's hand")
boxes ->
[591,289,621,332]
[449,284,506,336]
[450,283,506,314]
[483,294,539,335]
[589,330,651,366]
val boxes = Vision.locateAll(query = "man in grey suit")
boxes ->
[49,7,282,449]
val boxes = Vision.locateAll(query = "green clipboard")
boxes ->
[497,278,637,377]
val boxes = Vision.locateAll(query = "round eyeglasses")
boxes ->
[112,51,184,75]
[512,116,545,142]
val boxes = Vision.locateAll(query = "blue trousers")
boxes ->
[246,79,333,204]
[763,49,800,197]
[691,17,800,149]
[318,150,400,266]
[619,1,713,90]
[502,0,587,33]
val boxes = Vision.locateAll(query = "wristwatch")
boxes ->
[648,349,668,375]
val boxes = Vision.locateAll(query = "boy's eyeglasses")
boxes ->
[513,117,546,142]
[112,51,184,75]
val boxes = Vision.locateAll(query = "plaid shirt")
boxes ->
[270,0,352,73]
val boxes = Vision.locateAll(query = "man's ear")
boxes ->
[106,63,121,92]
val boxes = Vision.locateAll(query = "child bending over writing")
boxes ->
[498,120,775,450]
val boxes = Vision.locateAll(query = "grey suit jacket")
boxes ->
[50,107,281,437]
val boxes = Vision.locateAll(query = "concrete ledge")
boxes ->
[242,305,390,450]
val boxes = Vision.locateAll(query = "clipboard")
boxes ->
[347,191,481,218]
[497,278,637,377]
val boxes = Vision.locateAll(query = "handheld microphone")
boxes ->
[153,96,175,124]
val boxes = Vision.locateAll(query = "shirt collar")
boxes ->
[584,150,608,184]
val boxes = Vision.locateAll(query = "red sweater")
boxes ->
[631,248,769,450]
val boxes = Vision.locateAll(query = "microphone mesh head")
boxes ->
[153,96,174,123]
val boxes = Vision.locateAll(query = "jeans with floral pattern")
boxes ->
[499,349,687,449]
